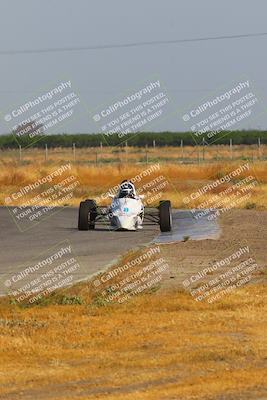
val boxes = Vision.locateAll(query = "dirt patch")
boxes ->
[158,209,266,291]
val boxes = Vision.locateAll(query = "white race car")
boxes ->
[78,181,172,232]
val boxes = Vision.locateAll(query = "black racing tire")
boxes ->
[159,200,172,232]
[78,200,97,230]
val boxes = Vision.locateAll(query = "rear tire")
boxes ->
[78,200,97,230]
[159,200,172,232]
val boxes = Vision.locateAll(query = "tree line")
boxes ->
[0,130,266,149]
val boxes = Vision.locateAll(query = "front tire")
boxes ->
[159,200,172,232]
[78,200,97,230]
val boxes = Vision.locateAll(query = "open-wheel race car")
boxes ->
[78,181,172,233]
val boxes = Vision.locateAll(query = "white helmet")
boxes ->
[119,181,136,198]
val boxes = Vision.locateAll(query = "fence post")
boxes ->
[19,145,22,162]
[198,146,201,164]
[45,144,48,161]
[180,139,184,162]
[202,137,205,161]
[153,139,156,148]
[258,137,261,160]
[125,141,128,164]
[73,143,76,161]
[230,138,233,160]
[95,151,98,165]
[145,144,149,164]
[216,146,219,161]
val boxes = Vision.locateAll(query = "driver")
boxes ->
[116,180,143,229]
[118,180,137,199]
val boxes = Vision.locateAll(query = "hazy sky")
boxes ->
[0,0,267,134]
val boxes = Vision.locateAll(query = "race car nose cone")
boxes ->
[112,215,136,231]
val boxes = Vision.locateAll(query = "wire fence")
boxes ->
[1,141,267,165]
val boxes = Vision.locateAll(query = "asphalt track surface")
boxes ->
[0,206,159,295]
[154,209,220,243]
[0,207,220,296]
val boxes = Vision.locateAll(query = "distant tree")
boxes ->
[0,130,266,149]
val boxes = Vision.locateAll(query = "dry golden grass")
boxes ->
[0,283,266,399]
[0,147,267,209]
[1,144,267,164]
[0,205,266,399]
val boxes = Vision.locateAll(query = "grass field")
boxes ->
[0,146,267,209]
[0,230,266,399]
[1,146,266,399]
[1,144,267,164]
[0,259,266,399]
